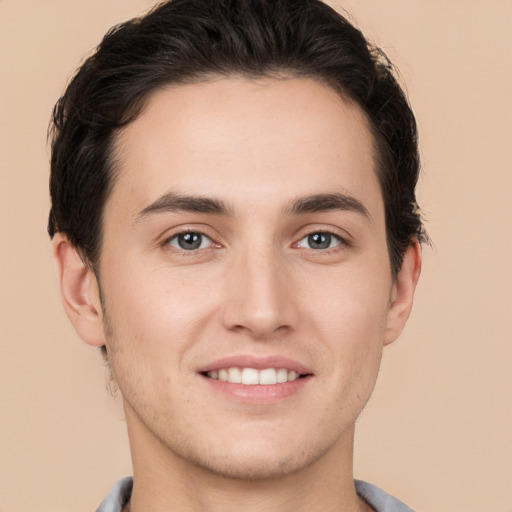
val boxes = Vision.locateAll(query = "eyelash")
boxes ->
[295,231,347,251]
[162,231,217,253]
[162,228,350,255]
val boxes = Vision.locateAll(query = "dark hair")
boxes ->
[48,0,426,276]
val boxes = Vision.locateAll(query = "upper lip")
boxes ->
[197,354,313,375]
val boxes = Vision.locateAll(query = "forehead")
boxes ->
[109,77,381,218]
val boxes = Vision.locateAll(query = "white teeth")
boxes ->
[207,367,302,385]
[276,368,288,383]
[241,368,259,385]
[288,370,298,381]
[259,368,277,385]
[227,367,242,383]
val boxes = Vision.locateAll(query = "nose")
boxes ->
[221,243,299,339]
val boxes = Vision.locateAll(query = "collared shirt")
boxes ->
[96,476,415,511]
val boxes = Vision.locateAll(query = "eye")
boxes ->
[297,232,342,250]
[168,231,212,251]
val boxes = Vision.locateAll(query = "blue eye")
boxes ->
[168,232,212,250]
[297,232,342,250]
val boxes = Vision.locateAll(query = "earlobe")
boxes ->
[384,240,422,346]
[51,234,106,347]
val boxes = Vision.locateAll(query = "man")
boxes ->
[49,0,425,510]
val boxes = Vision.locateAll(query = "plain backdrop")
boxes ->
[0,1,511,510]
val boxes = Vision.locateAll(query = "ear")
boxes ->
[384,240,422,346]
[51,233,106,347]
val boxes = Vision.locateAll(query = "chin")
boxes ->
[187,451,311,481]
[168,432,336,481]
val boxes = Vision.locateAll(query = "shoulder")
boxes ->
[95,477,414,512]
[95,476,133,512]
[355,480,415,512]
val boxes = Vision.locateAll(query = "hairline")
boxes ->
[90,71,396,273]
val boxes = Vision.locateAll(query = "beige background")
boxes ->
[1,1,511,510]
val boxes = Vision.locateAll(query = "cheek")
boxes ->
[322,294,386,378]
[308,262,392,336]
[306,265,391,387]
[101,262,221,362]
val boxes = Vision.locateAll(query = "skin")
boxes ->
[53,77,421,512]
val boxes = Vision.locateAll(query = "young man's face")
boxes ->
[72,77,418,479]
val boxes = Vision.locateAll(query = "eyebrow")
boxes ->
[135,192,233,221]
[285,193,370,219]
[135,191,370,221]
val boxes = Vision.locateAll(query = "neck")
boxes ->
[124,404,370,512]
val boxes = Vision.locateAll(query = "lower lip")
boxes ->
[200,374,312,404]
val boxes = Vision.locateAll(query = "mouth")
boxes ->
[198,355,313,402]
[202,367,306,385]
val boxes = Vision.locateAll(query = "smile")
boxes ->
[206,367,302,385]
